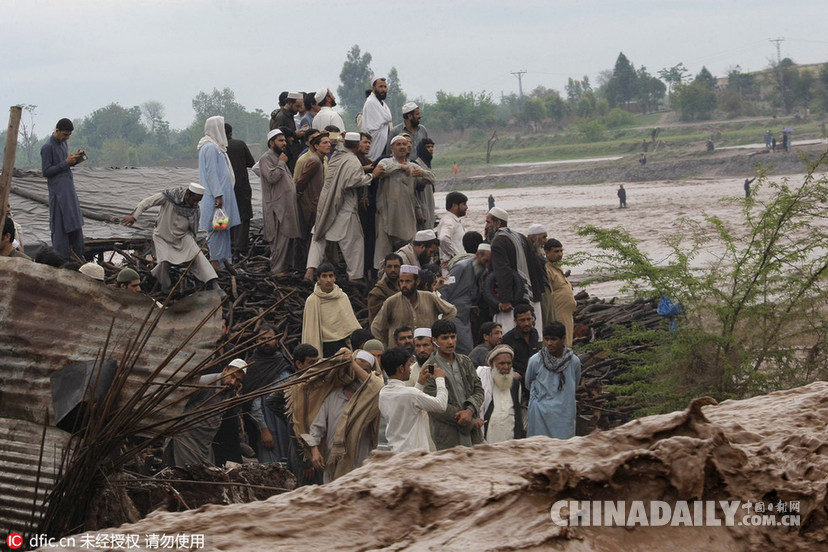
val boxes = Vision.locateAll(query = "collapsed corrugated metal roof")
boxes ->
[0,258,223,530]
[8,166,264,244]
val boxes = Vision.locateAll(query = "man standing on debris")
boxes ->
[41,118,86,261]
[544,239,577,347]
[361,77,393,160]
[224,123,256,261]
[302,263,363,357]
[371,264,457,347]
[255,128,302,276]
[164,359,246,467]
[122,183,225,297]
[525,322,580,440]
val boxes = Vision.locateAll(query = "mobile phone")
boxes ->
[446,276,456,285]
[427,364,434,374]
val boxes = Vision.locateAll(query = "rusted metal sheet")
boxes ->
[0,258,223,530]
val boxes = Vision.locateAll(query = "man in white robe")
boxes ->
[311,88,346,132]
[361,77,393,160]
[476,345,523,443]
[122,183,222,295]
[305,132,372,282]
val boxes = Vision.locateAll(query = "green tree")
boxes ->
[604,52,638,108]
[429,91,498,136]
[386,67,407,125]
[576,93,596,118]
[635,67,666,113]
[694,66,717,90]
[72,103,147,155]
[337,45,373,121]
[657,63,688,95]
[141,100,165,133]
[189,88,266,143]
[17,104,39,167]
[670,81,717,121]
[520,97,547,129]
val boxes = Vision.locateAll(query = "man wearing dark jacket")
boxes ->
[225,123,255,259]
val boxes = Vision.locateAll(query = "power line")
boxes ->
[510,70,527,99]
[769,37,785,65]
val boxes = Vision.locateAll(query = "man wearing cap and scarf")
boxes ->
[122,183,223,296]
[524,223,553,328]
[439,243,492,355]
[435,191,468,267]
[164,359,246,467]
[198,116,241,270]
[476,345,524,443]
[294,131,331,269]
[302,262,363,357]
[379,346,448,453]
[312,88,346,132]
[486,207,545,334]
[372,135,435,268]
[525,322,580,440]
[254,128,302,276]
[371,264,456,346]
[390,102,429,161]
[395,229,439,269]
[361,77,393,160]
[305,132,372,282]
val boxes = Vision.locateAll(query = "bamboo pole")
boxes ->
[0,105,23,234]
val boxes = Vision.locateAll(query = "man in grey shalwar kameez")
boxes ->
[525,322,580,440]
[438,244,491,355]
[122,183,222,295]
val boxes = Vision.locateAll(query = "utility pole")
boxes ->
[769,37,784,65]
[511,70,527,99]
[769,37,785,109]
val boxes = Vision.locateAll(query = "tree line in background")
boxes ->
[4,46,828,168]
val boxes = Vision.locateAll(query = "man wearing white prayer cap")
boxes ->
[394,229,439,269]
[440,238,492,354]
[526,223,548,255]
[79,261,105,281]
[122,183,224,297]
[390,101,429,161]
[407,327,435,387]
[485,206,545,335]
[312,88,346,132]
[361,76,393,159]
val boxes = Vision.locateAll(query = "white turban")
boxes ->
[228,358,248,374]
[344,131,361,142]
[400,264,419,274]
[488,207,509,222]
[413,328,432,339]
[402,102,418,114]
[527,224,547,235]
[267,129,282,142]
[414,229,437,242]
[314,87,329,104]
[390,135,408,146]
[188,182,205,195]
[355,350,376,367]
[477,243,491,252]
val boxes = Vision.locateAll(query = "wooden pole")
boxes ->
[0,105,23,236]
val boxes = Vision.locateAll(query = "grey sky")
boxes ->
[2,0,825,136]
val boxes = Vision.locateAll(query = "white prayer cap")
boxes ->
[402,101,418,115]
[414,229,437,242]
[267,129,283,142]
[372,76,386,86]
[188,182,205,195]
[413,328,432,339]
[287,92,303,100]
[355,350,376,367]
[228,358,248,374]
[400,264,419,274]
[344,131,361,142]
[390,135,408,146]
[477,243,491,252]
[79,262,105,281]
[527,223,547,235]
[314,87,329,104]
[488,206,509,222]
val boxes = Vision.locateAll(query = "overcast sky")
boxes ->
[2,0,826,137]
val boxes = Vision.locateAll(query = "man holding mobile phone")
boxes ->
[41,117,86,261]
[379,347,448,452]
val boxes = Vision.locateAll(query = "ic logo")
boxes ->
[7,532,23,549]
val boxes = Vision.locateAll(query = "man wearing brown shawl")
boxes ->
[294,132,331,269]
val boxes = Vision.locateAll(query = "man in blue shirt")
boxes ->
[41,118,86,261]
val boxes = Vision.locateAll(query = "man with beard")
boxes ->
[396,229,438,269]
[224,123,256,260]
[407,327,435,387]
[379,346,448,453]
[414,138,436,230]
[486,207,545,334]
[244,325,294,464]
[422,319,484,450]
[270,91,297,131]
[361,77,393,160]
[121,183,223,296]
[526,322,581,439]
[312,88,346,132]
[305,132,373,282]
[254,129,302,276]
[476,345,524,443]
[368,253,402,324]
[301,262,362,357]
[294,132,331,270]
[501,303,541,389]
[469,322,503,368]
[526,224,548,259]
[391,102,429,161]
[371,265,456,347]
[393,326,414,356]
[438,243,492,355]
[436,192,469,268]
[544,239,577,347]
[373,135,435,268]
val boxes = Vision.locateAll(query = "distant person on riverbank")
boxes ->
[744,177,756,198]
[488,194,495,210]
[41,118,86,262]
[765,130,771,148]
[617,185,627,208]
[639,153,647,166]
[772,136,777,152]
[453,162,459,179]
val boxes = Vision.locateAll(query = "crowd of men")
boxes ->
[3,89,584,485]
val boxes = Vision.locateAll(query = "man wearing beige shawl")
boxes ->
[543,239,577,347]
[301,262,362,357]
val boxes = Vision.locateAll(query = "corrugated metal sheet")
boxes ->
[0,259,223,531]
